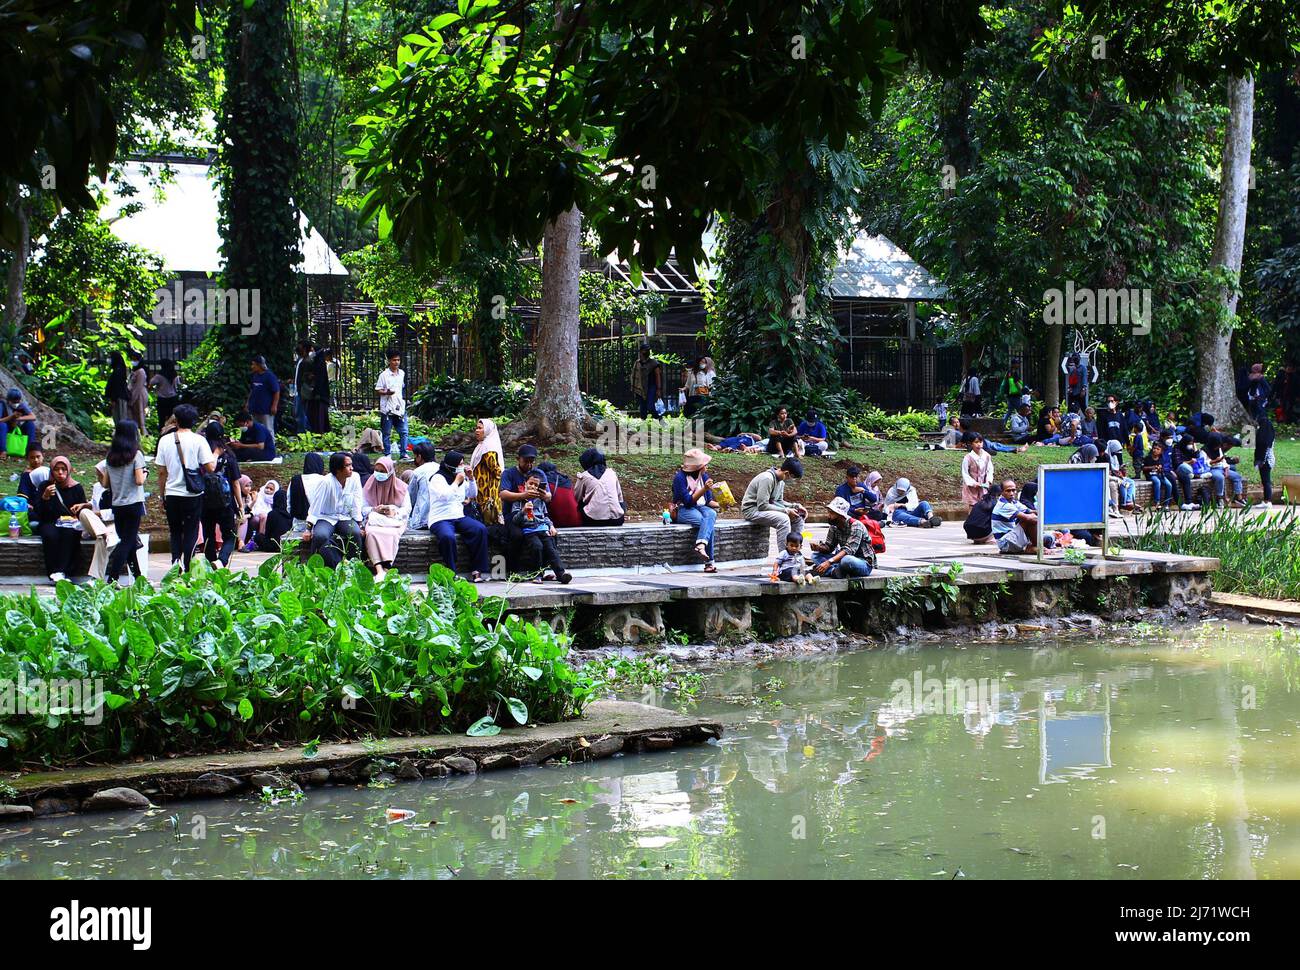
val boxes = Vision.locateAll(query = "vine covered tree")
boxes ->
[189,0,301,413]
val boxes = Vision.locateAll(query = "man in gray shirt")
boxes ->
[741,457,807,551]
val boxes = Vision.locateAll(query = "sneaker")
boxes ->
[558,572,573,585]
[242,540,258,553]
[1257,501,1274,509]
[1108,510,1122,519]
[927,514,944,528]
[49,572,65,583]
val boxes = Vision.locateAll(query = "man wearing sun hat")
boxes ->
[810,496,876,577]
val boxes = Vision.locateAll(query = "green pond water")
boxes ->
[4,622,1300,880]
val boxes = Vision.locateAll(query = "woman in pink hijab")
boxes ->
[361,456,410,578]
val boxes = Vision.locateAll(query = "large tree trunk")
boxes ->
[1198,74,1254,421]
[2,186,29,338]
[0,364,95,450]
[1041,323,1062,408]
[512,204,591,444]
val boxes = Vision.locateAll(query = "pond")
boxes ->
[4,622,1300,879]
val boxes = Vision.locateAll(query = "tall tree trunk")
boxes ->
[2,186,30,339]
[1198,74,1254,421]
[517,204,590,442]
[1042,322,1062,408]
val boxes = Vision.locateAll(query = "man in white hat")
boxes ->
[883,477,943,528]
[811,496,876,577]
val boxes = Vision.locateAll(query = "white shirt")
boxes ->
[307,472,365,525]
[427,471,468,524]
[376,368,405,415]
[154,429,215,498]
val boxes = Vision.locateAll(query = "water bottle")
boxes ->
[661,508,672,525]
[8,513,19,539]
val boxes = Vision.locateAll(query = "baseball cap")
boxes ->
[518,444,539,458]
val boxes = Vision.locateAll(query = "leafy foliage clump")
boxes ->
[0,554,595,768]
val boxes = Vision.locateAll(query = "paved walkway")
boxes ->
[3,503,1272,598]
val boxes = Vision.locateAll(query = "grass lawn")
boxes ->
[24,427,1300,531]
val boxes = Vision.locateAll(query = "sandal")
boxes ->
[695,542,710,561]
[703,562,717,573]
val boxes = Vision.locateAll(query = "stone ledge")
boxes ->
[2,701,723,818]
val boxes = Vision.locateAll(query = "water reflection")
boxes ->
[3,625,1300,879]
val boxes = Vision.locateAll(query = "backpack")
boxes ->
[202,457,232,512]
[862,516,886,554]
[964,488,997,540]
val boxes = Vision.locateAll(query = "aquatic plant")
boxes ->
[1132,505,1300,602]
[0,554,595,769]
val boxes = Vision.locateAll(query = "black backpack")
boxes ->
[202,456,232,512]
[964,486,998,540]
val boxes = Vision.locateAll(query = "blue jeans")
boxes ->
[1117,479,1136,506]
[310,517,362,569]
[675,505,717,561]
[1176,462,1197,505]
[1210,467,1243,502]
[380,412,409,459]
[892,500,934,527]
[813,552,873,577]
[295,393,312,434]
[430,515,490,575]
[1148,473,1175,506]
[986,441,1020,454]
[1038,434,1064,446]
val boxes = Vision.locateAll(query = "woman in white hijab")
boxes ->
[469,418,505,525]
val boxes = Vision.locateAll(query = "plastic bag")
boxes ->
[713,480,736,509]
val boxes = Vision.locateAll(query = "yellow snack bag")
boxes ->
[713,480,736,508]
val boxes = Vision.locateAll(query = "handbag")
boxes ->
[6,430,26,457]
[174,430,206,495]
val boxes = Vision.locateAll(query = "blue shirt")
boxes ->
[672,469,713,508]
[835,482,876,511]
[798,420,828,440]
[240,421,277,460]
[248,370,280,414]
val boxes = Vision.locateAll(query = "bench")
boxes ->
[294,519,771,575]
[0,535,151,582]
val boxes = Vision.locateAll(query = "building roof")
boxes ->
[693,225,947,302]
[829,231,948,302]
[99,159,349,276]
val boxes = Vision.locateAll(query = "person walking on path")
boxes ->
[961,433,995,508]
[672,448,720,572]
[375,351,409,461]
[741,457,807,552]
[106,352,130,425]
[246,356,281,435]
[200,423,244,568]
[128,352,148,430]
[96,420,148,584]
[148,360,181,430]
[291,341,314,433]
[154,404,216,570]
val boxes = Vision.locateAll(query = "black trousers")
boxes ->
[106,502,144,580]
[164,494,203,568]
[201,505,238,566]
[518,531,567,577]
[38,522,81,577]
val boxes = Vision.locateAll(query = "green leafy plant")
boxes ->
[0,555,595,769]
